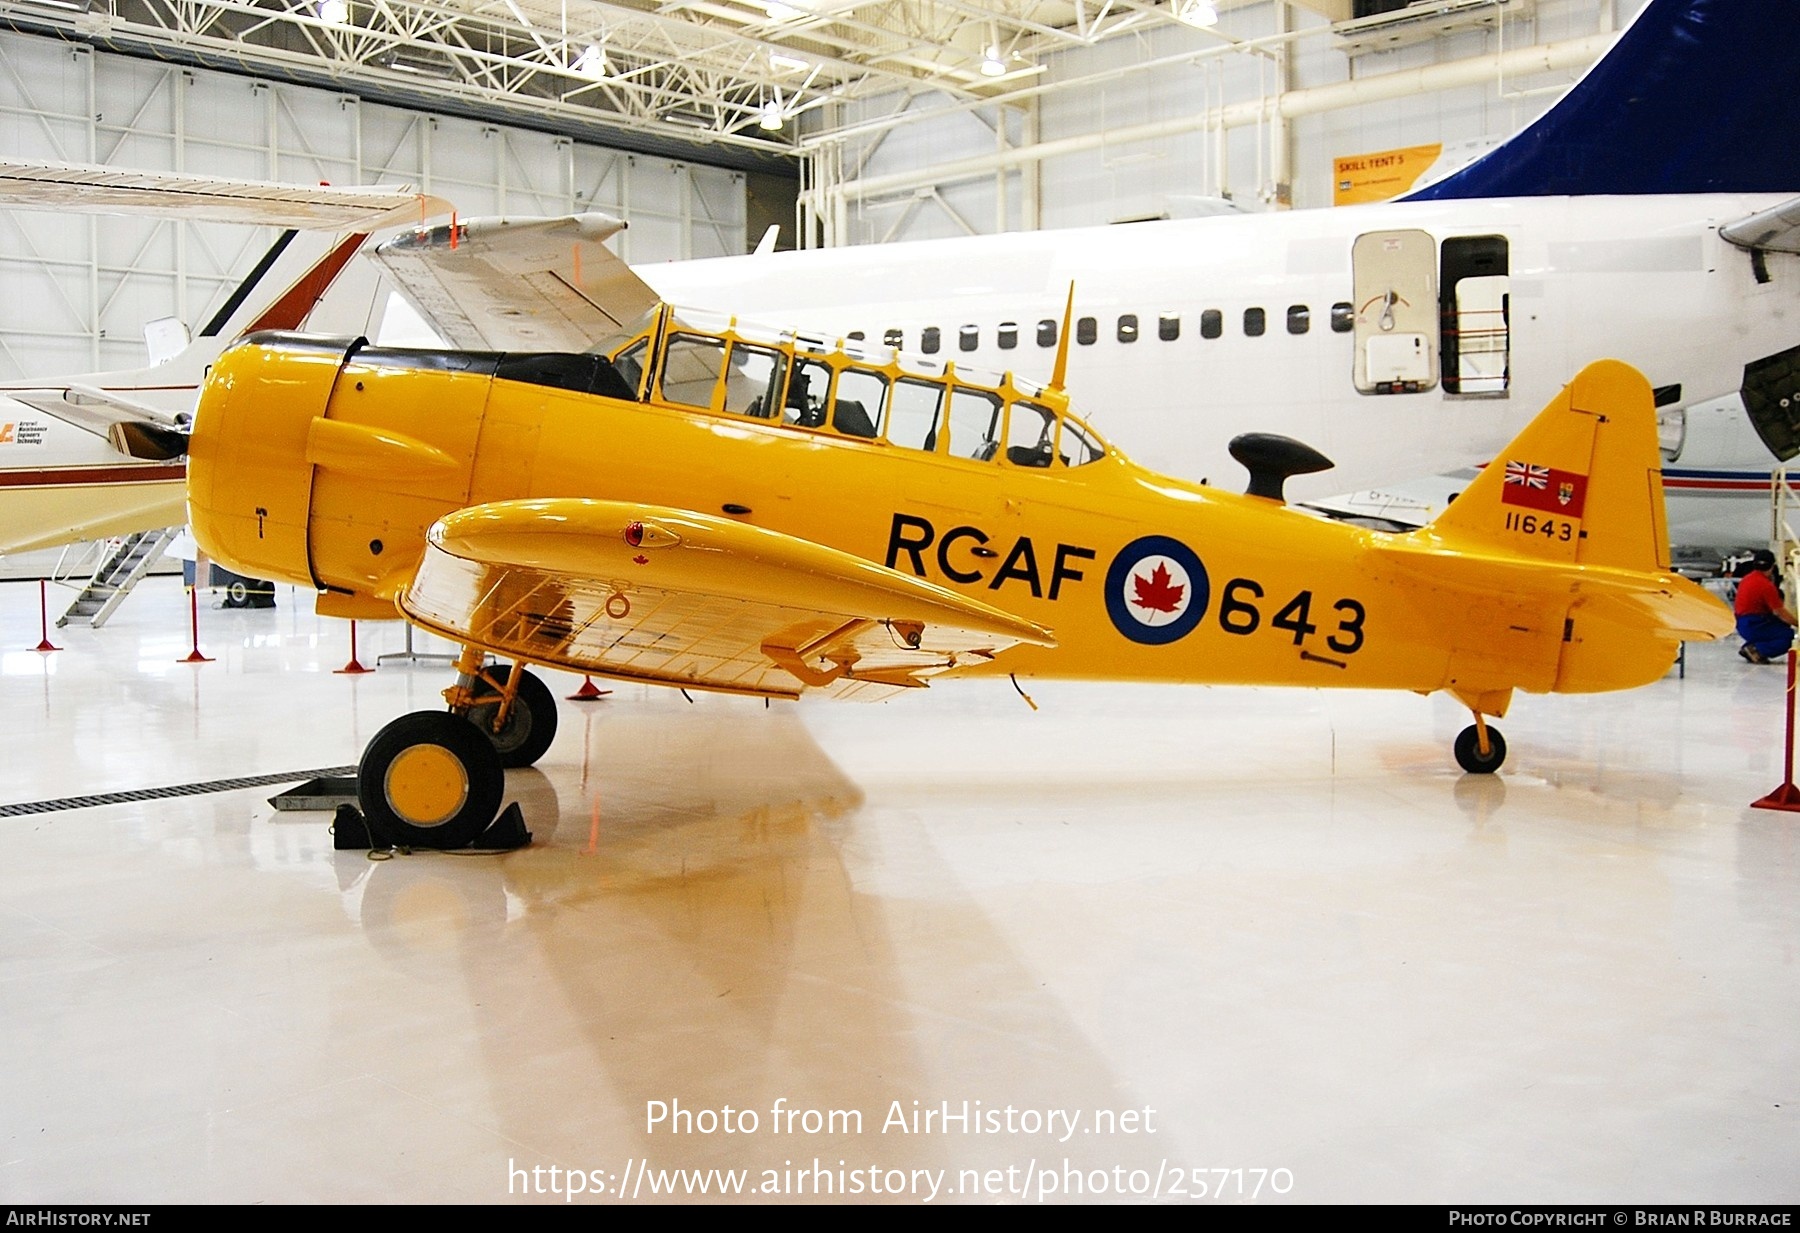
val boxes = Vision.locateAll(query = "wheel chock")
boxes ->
[475,802,532,850]
[332,800,531,851]
[332,802,378,850]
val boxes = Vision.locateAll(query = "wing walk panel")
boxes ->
[397,498,1055,701]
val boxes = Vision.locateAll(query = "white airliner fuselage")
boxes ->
[648,193,1796,543]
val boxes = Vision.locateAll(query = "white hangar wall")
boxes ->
[804,0,1643,247]
[0,29,747,379]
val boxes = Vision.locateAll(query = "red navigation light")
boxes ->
[624,521,644,547]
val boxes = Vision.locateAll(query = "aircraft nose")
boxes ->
[189,332,354,587]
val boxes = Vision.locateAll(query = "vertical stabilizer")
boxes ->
[1408,0,1800,199]
[1421,360,1669,573]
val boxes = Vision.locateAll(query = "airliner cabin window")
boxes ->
[1037,319,1058,347]
[887,378,944,452]
[1330,302,1354,333]
[921,327,941,355]
[847,330,865,342]
[1159,313,1180,342]
[832,367,889,439]
[1287,305,1310,335]
[1117,314,1139,343]
[998,322,1019,350]
[1244,307,1266,337]
[959,325,979,352]
[659,334,728,409]
[884,328,903,348]
[1077,316,1098,345]
[947,387,1004,460]
[1200,310,1222,340]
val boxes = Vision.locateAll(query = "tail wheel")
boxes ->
[1454,723,1507,774]
[360,710,504,849]
[466,665,559,768]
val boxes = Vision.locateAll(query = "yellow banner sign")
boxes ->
[1333,143,1443,206]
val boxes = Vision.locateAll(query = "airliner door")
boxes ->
[1352,229,1438,395]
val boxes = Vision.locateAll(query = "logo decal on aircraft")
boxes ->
[1501,460,1587,518]
[1105,535,1209,645]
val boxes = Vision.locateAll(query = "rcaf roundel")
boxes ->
[1104,535,1210,645]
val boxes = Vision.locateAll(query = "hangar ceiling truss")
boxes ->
[0,0,1282,159]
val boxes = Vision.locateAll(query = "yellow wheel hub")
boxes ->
[383,744,470,826]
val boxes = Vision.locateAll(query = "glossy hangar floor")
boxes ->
[1,576,1794,1205]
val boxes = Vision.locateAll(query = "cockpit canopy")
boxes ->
[600,303,1107,470]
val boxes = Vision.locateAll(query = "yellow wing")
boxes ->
[397,499,1057,701]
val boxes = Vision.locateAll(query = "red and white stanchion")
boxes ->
[33,579,60,653]
[567,674,610,701]
[1753,649,1800,811]
[178,585,214,664]
[334,620,374,675]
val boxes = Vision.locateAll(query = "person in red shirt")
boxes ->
[1734,548,1797,663]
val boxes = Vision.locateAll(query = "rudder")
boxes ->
[1424,359,1669,574]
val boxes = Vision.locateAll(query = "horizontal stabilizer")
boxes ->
[10,384,185,443]
[1379,359,1731,695]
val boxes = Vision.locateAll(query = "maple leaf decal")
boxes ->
[1131,562,1185,614]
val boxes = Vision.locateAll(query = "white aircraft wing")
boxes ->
[0,159,446,230]
[366,214,661,353]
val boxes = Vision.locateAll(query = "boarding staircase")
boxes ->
[55,526,181,629]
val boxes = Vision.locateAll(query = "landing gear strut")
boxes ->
[1453,716,1507,774]
[465,664,559,768]
[353,651,560,849]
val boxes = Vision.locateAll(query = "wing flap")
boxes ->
[399,499,1055,700]
[368,214,661,352]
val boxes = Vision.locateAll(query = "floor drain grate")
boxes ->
[0,767,359,818]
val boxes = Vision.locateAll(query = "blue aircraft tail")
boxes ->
[1407,0,1800,200]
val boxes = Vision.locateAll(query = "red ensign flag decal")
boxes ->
[1500,459,1587,517]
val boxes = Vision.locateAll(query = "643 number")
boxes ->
[1217,579,1366,654]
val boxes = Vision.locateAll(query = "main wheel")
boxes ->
[360,710,504,849]
[1453,723,1507,774]
[465,665,558,768]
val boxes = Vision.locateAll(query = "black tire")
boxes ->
[465,665,558,768]
[359,710,504,849]
[1453,723,1507,774]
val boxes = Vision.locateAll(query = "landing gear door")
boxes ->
[1352,230,1438,395]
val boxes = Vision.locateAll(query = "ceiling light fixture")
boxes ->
[759,101,784,130]
[1172,0,1220,28]
[572,43,609,79]
[980,44,1007,77]
[318,0,350,24]
[763,2,804,20]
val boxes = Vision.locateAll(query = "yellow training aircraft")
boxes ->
[179,300,1730,847]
